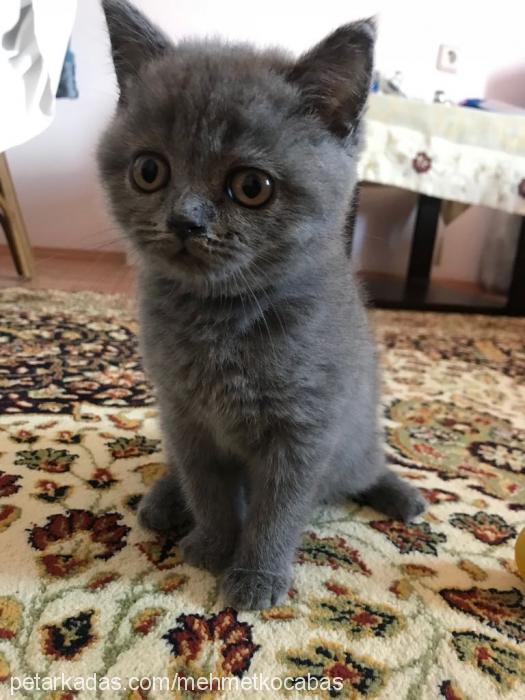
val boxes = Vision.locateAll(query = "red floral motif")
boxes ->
[400,564,437,578]
[158,573,188,594]
[0,505,21,532]
[281,639,386,697]
[28,510,130,577]
[449,511,515,545]
[0,597,22,639]
[440,587,524,643]
[261,606,296,621]
[325,581,349,596]
[15,448,77,473]
[87,468,118,490]
[10,429,38,444]
[136,536,183,570]
[451,631,525,691]
[41,610,96,660]
[85,571,121,591]
[132,608,165,636]
[108,414,143,431]
[56,431,83,445]
[439,679,467,700]
[420,488,460,504]
[310,589,402,639]
[297,532,371,575]
[163,608,259,687]
[33,479,71,504]
[389,579,414,600]
[370,519,446,555]
[106,435,160,460]
[412,152,432,173]
[0,471,22,498]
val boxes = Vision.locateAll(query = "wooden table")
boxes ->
[357,95,525,314]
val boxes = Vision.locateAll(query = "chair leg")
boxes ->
[0,152,33,279]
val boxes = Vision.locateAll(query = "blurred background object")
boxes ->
[0,0,77,151]
[0,0,77,278]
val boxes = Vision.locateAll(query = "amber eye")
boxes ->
[130,153,170,193]
[227,168,274,208]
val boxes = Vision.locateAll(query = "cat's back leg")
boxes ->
[325,436,426,523]
[355,469,427,523]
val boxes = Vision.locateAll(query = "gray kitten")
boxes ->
[98,0,426,610]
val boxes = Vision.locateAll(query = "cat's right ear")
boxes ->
[101,0,172,102]
[288,19,376,138]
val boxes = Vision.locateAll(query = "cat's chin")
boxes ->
[169,248,207,269]
[139,249,233,293]
[146,245,210,275]
[134,241,261,296]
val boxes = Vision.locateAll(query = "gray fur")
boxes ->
[98,0,426,610]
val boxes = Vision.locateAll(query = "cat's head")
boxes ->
[98,0,375,294]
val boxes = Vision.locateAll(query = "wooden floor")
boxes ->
[0,246,135,295]
[0,246,503,306]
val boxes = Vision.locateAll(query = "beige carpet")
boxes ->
[0,288,524,699]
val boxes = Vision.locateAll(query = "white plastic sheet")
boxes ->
[0,0,77,152]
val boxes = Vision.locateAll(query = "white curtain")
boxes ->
[0,0,77,152]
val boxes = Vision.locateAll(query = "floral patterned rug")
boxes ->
[0,288,524,700]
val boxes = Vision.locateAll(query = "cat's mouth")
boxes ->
[165,241,210,271]
[143,235,224,275]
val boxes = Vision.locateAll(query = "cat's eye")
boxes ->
[227,168,274,208]
[130,153,170,193]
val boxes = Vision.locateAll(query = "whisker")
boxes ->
[237,266,277,363]
[25,237,125,269]
[231,270,248,329]
[245,263,289,341]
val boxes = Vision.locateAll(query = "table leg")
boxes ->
[505,216,525,314]
[403,194,441,302]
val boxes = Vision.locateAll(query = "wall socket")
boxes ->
[437,44,459,73]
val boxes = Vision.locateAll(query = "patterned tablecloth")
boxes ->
[358,94,525,217]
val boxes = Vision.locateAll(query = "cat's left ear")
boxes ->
[288,19,376,138]
[101,0,172,101]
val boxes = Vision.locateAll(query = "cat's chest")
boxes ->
[146,307,265,421]
[182,341,256,411]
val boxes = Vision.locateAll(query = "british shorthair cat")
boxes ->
[98,0,425,609]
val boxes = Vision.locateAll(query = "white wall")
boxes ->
[5,0,525,282]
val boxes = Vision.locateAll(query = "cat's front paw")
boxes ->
[179,528,235,574]
[137,478,193,536]
[221,567,291,610]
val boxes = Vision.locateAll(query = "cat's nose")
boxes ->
[166,215,206,241]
